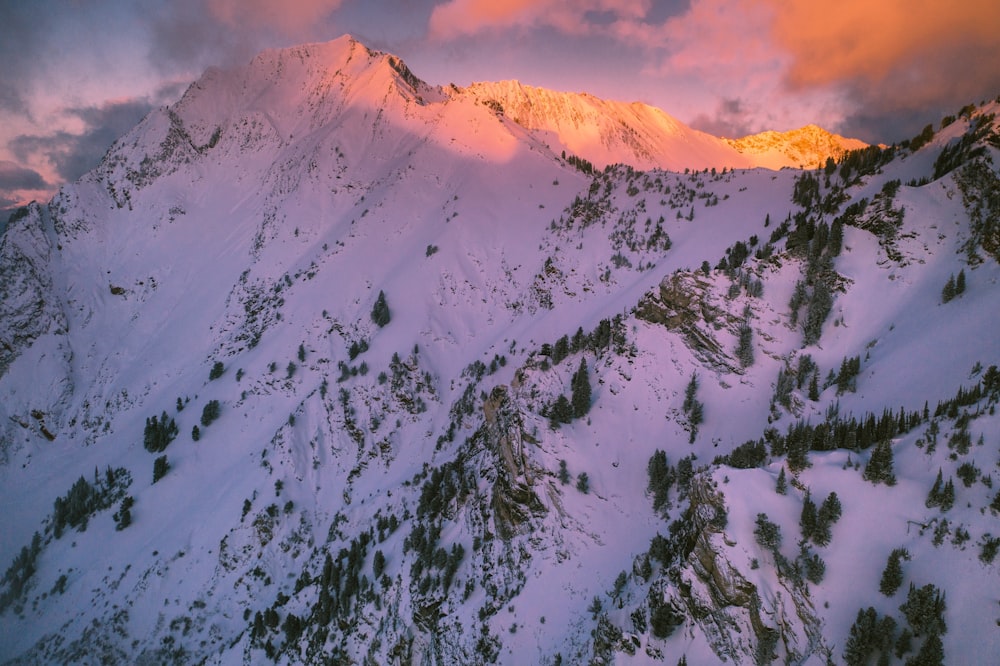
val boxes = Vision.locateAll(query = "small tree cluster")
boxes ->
[800,491,842,546]
[647,450,676,514]
[143,412,179,453]
[941,269,966,303]
[862,440,896,485]
[208,361,225,380]
[844,607,897,666]
[925,470,955,511]
[200,400,222,427]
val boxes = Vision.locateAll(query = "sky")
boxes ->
[2,0,999,214]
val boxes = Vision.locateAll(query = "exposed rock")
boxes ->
[481,385,547,540]
[636,272,737,371]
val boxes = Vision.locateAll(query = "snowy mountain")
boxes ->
[2,35,1000,665]
[725,124,870,170]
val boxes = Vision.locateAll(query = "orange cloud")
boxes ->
[763,0,1000,90]
[207,0,343,37]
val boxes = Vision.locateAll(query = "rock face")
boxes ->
[664,476,829,664]
[0,204,73,460]
[481,385,547,540]
[636,272,737,371]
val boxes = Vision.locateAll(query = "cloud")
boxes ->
[208,0,344,35]
[760,0,1000,140]
[428,0,657,38]
[689,98,759,138]
[0,161,49,191]
[10,98,157,183]
[146,0,345,75]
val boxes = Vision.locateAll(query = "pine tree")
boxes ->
[925,469,944,508]
[191,425,201,441]
[571,359,592,418]
[647,450,675,512]
[209,361,225,380]
[800,491,818,541]
[941,275,956,303]
[558,459,570,485]
[815,492,842,545]
[906,632,944,666]
[371,290,391,327]
[808,371,820,401]
[863,440,896,485]
[576,472,590,494]
[955,269,966,295]
[879,549,906,596]
[899,583,947,637]
[152,455,169,483]
[200,400,221,427]
[775,467,788,495]
[939,479,954,511]
[549,395,572,428]
[736,317,754,367]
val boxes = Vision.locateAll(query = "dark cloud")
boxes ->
[689,98,756,139]
[0,161,48,191]
[10,98,156,182]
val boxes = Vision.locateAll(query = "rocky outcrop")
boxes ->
[636,272,738,372]
[481,385,547,540]
[664,476,828,664]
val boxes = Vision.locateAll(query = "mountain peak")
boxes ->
[727,124,868,169]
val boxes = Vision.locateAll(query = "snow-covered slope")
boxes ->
[1,35,999,665]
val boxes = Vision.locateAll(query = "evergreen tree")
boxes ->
[558,459,570,485]
[209,361,225,380]
[200,400,222,427]
[737,321,754,368]
[191,425,201,441]
[899,583,947,637]
[808,371,820,401]
[906,632,944,666]
[549,395,572,428]
[754,513,782,551]
[775,467,788,495]
[571,359,592,418]
[803,281,832,345]
[863,440,896,485]
[682,374,704,443]
[941,275,956,303]
[647,450,675,513]
[939,479,955,511]
[879,548,907,596]
[371,290,391,327]
[576,472,590,494]
[955,269,966,295]
[152,455,169,483]
[143,412,179,453]
[800,491,818,541]
[815,492,842,545]
[925,469,944,508]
